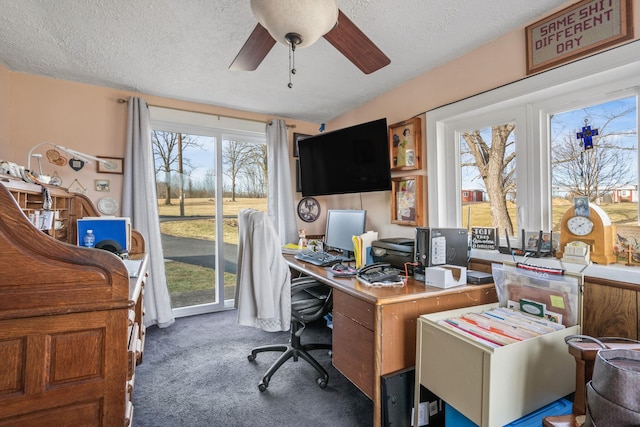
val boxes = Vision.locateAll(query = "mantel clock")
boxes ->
[556,204,616,265]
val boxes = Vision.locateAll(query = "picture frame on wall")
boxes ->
[292,133,311,158]
[525,0,634,75]
[391,175,424,226]
[389,118,421,171]
[95,179,110,192]
[97,156,124,174]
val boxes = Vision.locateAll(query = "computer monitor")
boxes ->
[324,209,366,257]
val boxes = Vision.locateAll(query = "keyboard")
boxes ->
[294,250,348,266]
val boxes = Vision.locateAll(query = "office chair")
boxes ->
[249,276,333,391]
[235,209,333,392]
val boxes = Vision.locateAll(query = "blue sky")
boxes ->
[461,96,637,191]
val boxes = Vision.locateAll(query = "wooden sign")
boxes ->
[526,0,633,75]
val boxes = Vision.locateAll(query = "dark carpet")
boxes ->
[132,309,373,427]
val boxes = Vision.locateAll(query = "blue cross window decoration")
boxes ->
[576,119,598,150]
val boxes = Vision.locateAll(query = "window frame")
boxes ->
[149,107,267,316]
[427,41,640,234]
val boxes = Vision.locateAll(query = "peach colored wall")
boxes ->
[4,1,640,238]
[0,63,10,155]
[6,72,318,216]
[325,0,640,239]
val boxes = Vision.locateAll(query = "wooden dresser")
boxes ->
[0,174,147,426]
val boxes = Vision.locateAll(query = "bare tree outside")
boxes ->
[152,131,202,206]
[242,143,267,198]
[461,97,636,236]
[551,105,637,203]
[222,140,266,201]
[461,123,517,234]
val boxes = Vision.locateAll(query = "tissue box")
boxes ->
[424,265,466,289]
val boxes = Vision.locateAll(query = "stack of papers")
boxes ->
[438,307,565,348]
[281,243,301,254]
[351,231,378,269]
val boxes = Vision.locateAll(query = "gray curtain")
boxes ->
[122,97,175,328]
[266,119,298,246]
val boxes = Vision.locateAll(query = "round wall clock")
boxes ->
[97,197,119,215]
[297,197,320,223]
[556,203,615,264]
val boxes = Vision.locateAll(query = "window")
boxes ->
[550,96,637,229]
[150,107,267,317]
[428,42,640,247]
[460,121,517,234]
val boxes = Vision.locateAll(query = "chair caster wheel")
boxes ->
[258,380,268,392]
[316,377,328,389]
[247,354,255,362]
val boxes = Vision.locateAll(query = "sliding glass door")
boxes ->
[150,109,267,317]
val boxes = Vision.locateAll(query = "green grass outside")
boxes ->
[159,198,266,304]
[161,197,637,302]
[462,199,637,231]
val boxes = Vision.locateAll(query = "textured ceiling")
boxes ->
[0,0,567,123]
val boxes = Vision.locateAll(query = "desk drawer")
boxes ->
[333,310,375,398]
[333,290,374,330]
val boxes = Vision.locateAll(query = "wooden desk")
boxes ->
[284,255,498,427]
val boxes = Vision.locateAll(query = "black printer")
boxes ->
[370,238,415,274]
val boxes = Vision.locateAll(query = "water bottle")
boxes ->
[83,229,95,248]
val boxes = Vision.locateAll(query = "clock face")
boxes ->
[297,197,320,223]
[567,215,594,236]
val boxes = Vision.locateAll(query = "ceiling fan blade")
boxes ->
[229,24,276,71]
[323,10,390,74]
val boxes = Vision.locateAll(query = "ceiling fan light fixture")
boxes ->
[250,0,338,48]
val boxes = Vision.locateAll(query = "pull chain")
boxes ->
[288,42,296,88]
[285,33,301,89]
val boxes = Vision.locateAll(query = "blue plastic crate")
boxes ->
[445,398,573,427]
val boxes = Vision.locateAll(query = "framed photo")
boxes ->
[574,196,590,217]
[391,175,424,226]
[97,156,124,174]
[389,118,421,171]
[95,179,110,192]
[526,0,633,75]
[292,133,311,158]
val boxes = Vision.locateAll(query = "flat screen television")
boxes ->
[298,118,391,197]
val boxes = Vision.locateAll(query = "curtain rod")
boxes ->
[117,98,296,128]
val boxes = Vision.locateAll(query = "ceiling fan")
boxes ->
[229,0,390,75]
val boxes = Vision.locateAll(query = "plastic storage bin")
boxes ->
[445,398,573,427]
